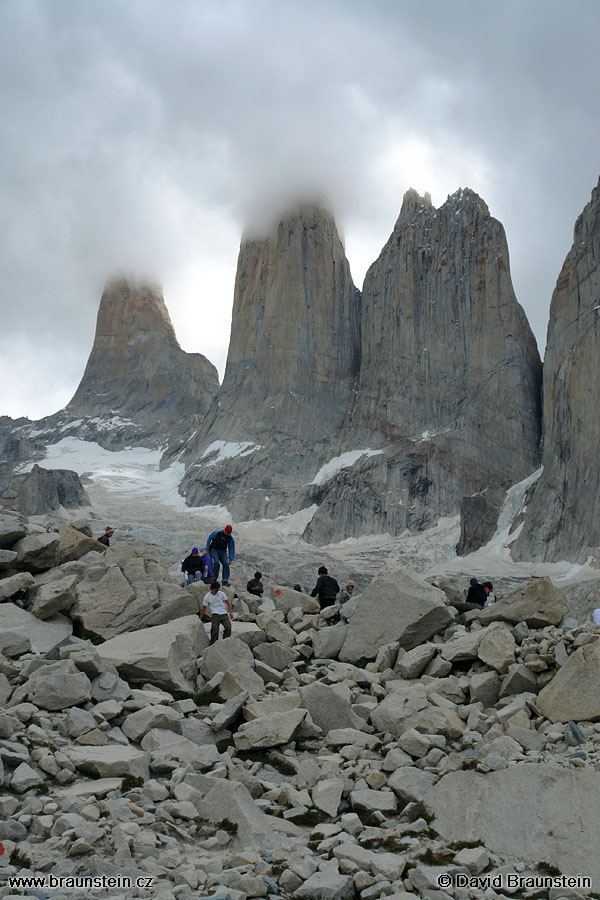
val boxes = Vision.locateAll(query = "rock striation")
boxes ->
[180,204,361,517]
[305,189,542,542]
[513,178,600,562]
[181,191,542,541]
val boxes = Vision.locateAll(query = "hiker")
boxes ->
[199,581,233,644]
[453,578,489,615]
[200,549,214,583]
[338,580,355,604]
[206,525,235,586]
[246,571,264,597]
[482,581,495,607]
[310,565,340,610]
[181,547,204,587]
[97,527,113,547]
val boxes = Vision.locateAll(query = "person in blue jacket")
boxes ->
[206,525,235,586]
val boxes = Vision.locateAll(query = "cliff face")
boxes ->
[304,189,543,542]
[180,206,362,515]
[513,178,600,562]
[66,278,219,434]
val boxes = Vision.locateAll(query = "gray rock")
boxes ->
[476,577,567,627]
[200,637,255,679]
[293,872,355,900]
[499,664,538,697]
[57,524,102,564]
[13,532,60,573]
[477,625,516,674]
[24,660,92,710]
[10,762,45,793]
[253,641,297,671]
[441,630,484,663]
[312,777,344,817]
[233,708,307,750]
[351,788,397,816]
[0,631,31,657]
[469,671,501,706]
[30,574,78,620]
[0,549,17,569]
[339,573,453,662]
[299,681,364,733]
[395,643,437,678]
[199,776,277,848]
[121,705,183,743]
[0,571,35,601]
[0,603,72,652]
[456,483,507,555]
[0,465,89,516]
[72,544,200,639]
[387,767,436,803]
[538,640,600,723]
[425,763,600,885]
[66,744,150,779]
[0,514,27,549]
[210,691,249,731]
[312,624,348,660]
[96,615,206,693]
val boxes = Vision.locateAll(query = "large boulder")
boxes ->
[96,616,207,693]
[537,640,600,723]
[58,524,103,564]
[0,602,72,653]
[13,532,60,573]
[271,585,320,616]
[0,514,27,549]
[425,764,600,885]
[24,660,92,710]
[233,708,307,750]
[476,577,567,627]
[299,681,364,733]
[339,573,453,662]
[197,777,276,849]
[0,571,35,601]
[66,744,150,779]
[30,574,78,620]
[71,545,199,639]
[199,637,255,679]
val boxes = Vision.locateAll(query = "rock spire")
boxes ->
[513,177,600,561]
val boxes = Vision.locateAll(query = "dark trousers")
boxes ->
[210,613,232,644]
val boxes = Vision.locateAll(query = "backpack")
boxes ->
[209,531,230,552]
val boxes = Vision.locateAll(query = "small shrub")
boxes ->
[288,809,329,827]
[217,818,238,835]
[405,800,435,824]
[537,861,561,876]
[449,839,484,850]
[418,847,454,866]
[120,774,144,792]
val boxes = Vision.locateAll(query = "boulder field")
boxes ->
[1,509,599,898]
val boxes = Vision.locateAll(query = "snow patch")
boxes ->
[19,437,188,511]
[310,449,383,485]
[555,557,594,582]
[199,440,262,467]
[239,505,318,537]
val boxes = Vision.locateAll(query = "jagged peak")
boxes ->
[399,188,434,219]
[442,187,490,217]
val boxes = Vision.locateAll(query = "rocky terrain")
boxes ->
[1,509,600,899]
[513,176,600,563]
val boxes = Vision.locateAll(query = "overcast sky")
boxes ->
[1,0,599,420]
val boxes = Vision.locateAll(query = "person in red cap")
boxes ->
[206,525,235,586]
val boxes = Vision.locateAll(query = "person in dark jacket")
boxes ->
[206,525,235,586]
[200,550,214,583]
[453,578,490,618]
[310,566,340,610]
[182,547,204,587]
[97,527,114,547]
[246,572,264,597]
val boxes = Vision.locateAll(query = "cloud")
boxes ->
[1,0,599,418]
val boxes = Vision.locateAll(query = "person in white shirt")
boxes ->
[199,581,233,644]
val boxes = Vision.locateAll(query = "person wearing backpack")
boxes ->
[206,525,235,586]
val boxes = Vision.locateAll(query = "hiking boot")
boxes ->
[222,581,230,586]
